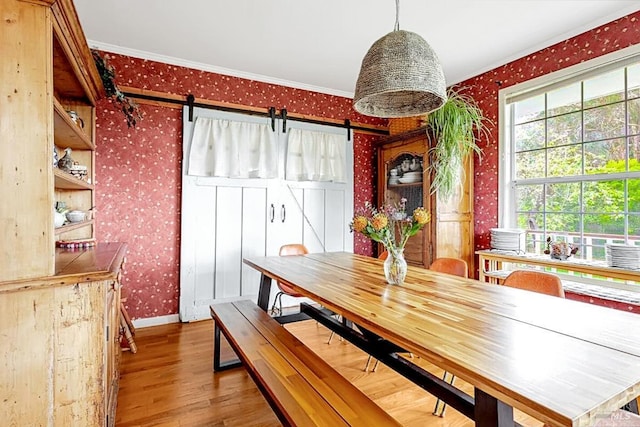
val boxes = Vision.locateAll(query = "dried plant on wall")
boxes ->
[92,51,143,128]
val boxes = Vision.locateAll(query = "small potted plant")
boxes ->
[544,237,579,260]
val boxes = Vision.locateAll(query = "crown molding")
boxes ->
[88,41,355,99]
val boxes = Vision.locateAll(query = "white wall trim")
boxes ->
[88,40,354,99]
[132,313,180,329]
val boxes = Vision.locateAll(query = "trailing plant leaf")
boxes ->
[425,86,491,200]
[92,51,143,128]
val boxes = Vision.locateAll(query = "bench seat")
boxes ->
[211,300,401,427]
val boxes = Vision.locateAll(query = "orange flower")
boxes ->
[371,213,388,231]
[413,207,431,225]
[352,215,368,233]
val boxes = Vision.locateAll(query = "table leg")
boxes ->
[257,273,272,311]
[474,389,515,427]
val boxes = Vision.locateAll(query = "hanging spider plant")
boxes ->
[425,86,491,200]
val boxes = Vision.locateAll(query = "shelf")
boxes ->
[54,168,93,190]
[388,182,423,188]
[55,219,94,235]
[53,98,94,150]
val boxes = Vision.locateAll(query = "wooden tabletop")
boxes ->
[244,252,640,427]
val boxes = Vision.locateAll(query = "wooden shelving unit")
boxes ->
[1,1,123,426]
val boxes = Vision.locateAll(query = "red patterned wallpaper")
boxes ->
[460,12,640,252]
[95,53,384,319]
[96,11,640,320]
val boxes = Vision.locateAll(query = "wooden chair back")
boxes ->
[503,270,565,298]
[429,257,469,278]
[277,244,309,296]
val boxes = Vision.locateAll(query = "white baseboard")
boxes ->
[132,314,180,329]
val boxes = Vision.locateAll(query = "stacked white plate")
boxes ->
[490,228,526,252]
[398,171,423,184]
[606,244,640,269]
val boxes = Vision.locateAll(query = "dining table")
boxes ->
[243,251,640,427]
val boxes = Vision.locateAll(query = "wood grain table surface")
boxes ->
[244,252,640,427]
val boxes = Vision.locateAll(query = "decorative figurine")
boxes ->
[57,147,74,172]
[53,145,59,168]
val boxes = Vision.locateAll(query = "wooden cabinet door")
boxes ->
[378,135,434,268]
[377,129,475,276]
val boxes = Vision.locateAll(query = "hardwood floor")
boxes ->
[116,318,544,426]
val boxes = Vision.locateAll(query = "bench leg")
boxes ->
[213,321,242,372]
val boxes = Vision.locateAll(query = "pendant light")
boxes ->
[353,0,447,118]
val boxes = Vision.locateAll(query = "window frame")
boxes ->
[498,44,640,291]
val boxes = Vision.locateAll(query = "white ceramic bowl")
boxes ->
[66,210,85,223]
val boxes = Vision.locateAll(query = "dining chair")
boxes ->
[427,258,469,416]
[502,270,565,298]
[429,257,469,278]
[270,243,309,316]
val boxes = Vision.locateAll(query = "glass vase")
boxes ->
[383,248,407,285]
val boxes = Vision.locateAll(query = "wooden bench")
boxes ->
[210,300,402,427]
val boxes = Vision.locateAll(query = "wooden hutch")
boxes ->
[0,1,126,425]
[377,119,475,275]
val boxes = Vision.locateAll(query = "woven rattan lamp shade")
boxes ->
[353,30,447,118]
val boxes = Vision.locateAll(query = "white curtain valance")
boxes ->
[187,117,277,178]
[285,128,347,183]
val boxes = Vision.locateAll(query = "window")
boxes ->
[500,50,640,263]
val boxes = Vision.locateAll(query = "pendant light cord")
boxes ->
[394,0,400,31]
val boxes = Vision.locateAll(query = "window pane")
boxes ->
[547,145,582,177]
[517,213,544,252]
[584,68,625,108]
[630,179,640,213]
[514,95,545,124]
[546,182,580,213]
[547,112,581,147]
[628,63,640,99]
[585,213,625,236]
[584,138,626,174]
[630,213,640,237]
[515,150,545,179]
[630,136,640,170]
[629,98,640,136]
[547,82,581,116]
[584,102,626,141]
[582,235,608,261]
[545,213,580,234]
[583,180,624,213]
[514,120,545,151]
[516,184,544,214]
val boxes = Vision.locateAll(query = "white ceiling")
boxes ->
[73,0,640,98]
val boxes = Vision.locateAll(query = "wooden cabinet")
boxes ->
[0,1,121,425]
[377,132,434,268]
[0,243,127,426]
[377,127,475,274]
[1,0,102,282]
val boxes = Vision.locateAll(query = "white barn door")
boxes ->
[179,107,353,321]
